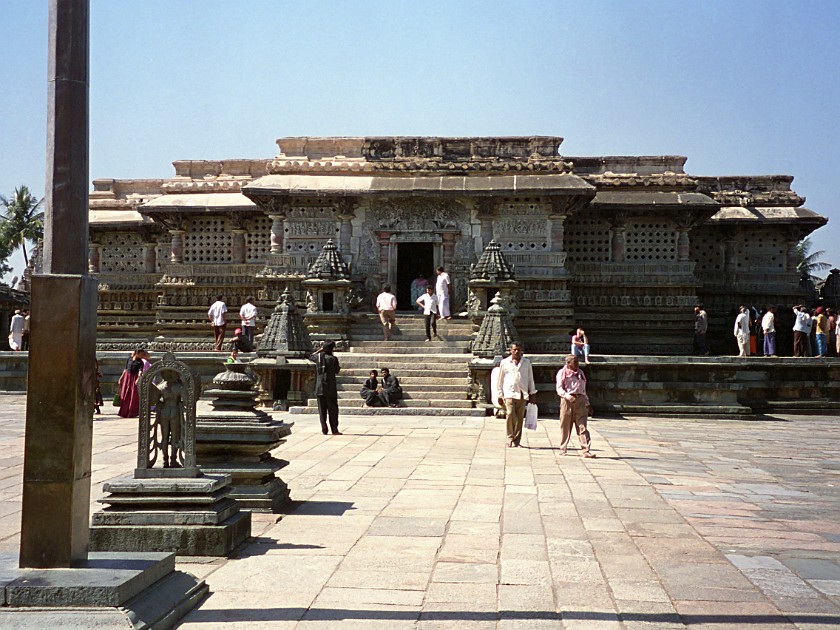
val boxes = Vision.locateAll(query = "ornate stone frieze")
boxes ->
[584,172,698,190]
[161,178,250,193]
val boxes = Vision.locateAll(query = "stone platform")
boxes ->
[1,393,839,627]
[0,551,207,629]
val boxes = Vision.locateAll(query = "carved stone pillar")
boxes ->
[269,213,285,254]
[677,228,690,261]
[88,242,100,274]
[610,226,626,263]
[170,229,185,264]
[442,232,457,267]
[476,198,496,249]
[143,242,157,273]
[549,214,567,253]
[786,240,799,273]
[724,237,738,273]
[376,231,392,283]
[336,198,357,255]
[232,229,247,264]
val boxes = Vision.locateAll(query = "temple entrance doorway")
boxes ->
[396,242,435,310]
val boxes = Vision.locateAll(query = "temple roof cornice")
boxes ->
[243,173,595,198]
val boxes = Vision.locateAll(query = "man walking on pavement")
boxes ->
[311,340,341,435]
[208,295,228,352]
[376,285,397,341]
[495,341,537,448]
[556,355,596,458]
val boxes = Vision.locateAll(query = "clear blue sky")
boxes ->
[2,1,839,283]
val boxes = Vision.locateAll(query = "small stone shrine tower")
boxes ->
[468,239,519,332]
[252,287,315,408]
[196,361,294,512]
[303,239,354,343]
[90,352,251,556]
[471,292,520,359]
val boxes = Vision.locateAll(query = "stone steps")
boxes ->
[336,390,467,401]
[336,382,465,391]
[288,406,485,417]
[348,345,470,354]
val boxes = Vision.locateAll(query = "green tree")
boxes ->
[0,185,44,269]
[796,236,830,283]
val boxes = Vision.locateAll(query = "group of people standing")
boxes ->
[495,342,595,457]
[207,295,258,352]
[696,303,840,358]
[378,267,452,342]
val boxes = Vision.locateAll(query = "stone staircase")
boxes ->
[290,313,484,416]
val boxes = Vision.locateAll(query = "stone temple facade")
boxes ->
[87,136,826,354]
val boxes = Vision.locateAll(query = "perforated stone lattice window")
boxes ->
[690,230,723,272]
[100,232,145,273]
[184,217,232,263]
[496,201,548,252]
[624,222,677,262]
[564,218,611,263]
[246,215,271,262]
[738,232,785,270]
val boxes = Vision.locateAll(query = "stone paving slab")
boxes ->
[1,393,840,627]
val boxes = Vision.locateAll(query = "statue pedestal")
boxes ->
[89,475,251,557]
[0,551,206,628]
[196,363,294,512]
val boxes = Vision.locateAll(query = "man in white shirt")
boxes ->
[495,342,537,448]
[761,305,776,357]
[376,285,398,341]
[733,305,750,357]
[435,266,451,319]
[792,305,810,357]
[239,296,258,347]
[8,310,25,351]
[207,295,228,352]
[415,285,439,342]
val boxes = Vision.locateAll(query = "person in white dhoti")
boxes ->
[435,266,451,320]
[8,310,25,351]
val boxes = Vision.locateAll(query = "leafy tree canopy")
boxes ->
[0,185,44,275]
[796,236,831,284]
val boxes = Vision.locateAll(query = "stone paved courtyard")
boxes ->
[1,393,839,628]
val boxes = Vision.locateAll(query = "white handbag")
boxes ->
[524,403,538,430]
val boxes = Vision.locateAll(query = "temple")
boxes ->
[87,136,826,354]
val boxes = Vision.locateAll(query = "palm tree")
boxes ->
[796,236,831,283]
[0,185,44,269]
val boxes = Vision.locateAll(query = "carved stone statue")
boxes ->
[150,369,185,468]
[136,351,200,478]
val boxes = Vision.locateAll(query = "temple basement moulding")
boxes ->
[87,136,826,355]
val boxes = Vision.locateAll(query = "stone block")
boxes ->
[89,510,251,556]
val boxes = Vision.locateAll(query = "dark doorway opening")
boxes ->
[396,242,435,310]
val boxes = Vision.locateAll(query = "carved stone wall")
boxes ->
[99,232,147,273]
[184,216,232,263]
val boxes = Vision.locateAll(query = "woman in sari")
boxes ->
[117,350,144,418]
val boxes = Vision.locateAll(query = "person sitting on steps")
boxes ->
[360,369,383,408]
[378,367,403,408]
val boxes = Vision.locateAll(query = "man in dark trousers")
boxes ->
[312,340,341,435]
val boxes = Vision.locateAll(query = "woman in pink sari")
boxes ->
[117,350,144,418]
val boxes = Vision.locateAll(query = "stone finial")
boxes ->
[470,293,520,358]
[470,240,515,282]
[306,239,351,280]
[257,288,313,358]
